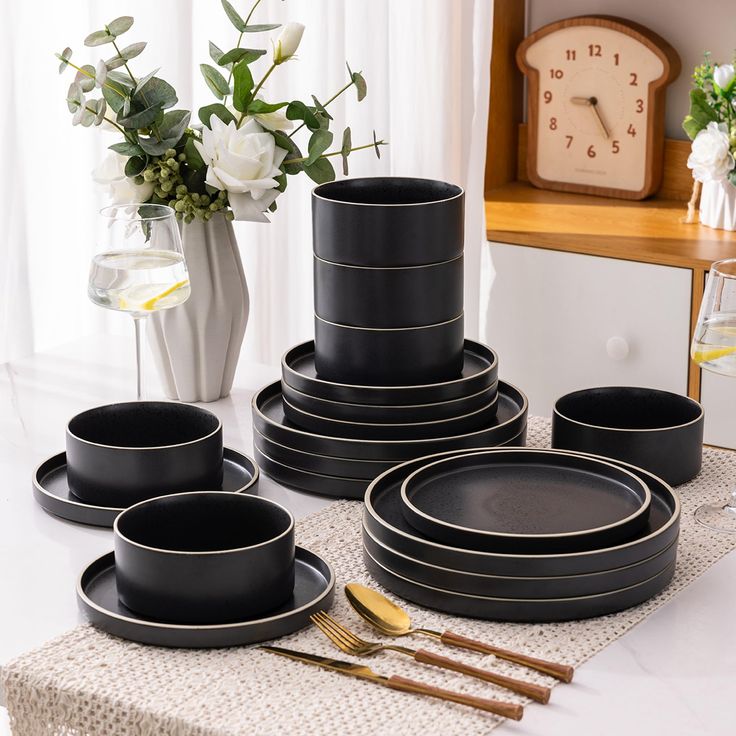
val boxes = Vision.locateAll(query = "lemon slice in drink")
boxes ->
[140,280,189,310]
[692,345,736,363]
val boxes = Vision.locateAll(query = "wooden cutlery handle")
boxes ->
[440,631,574,683]
[414,649,550,704]
[387,675,524,720]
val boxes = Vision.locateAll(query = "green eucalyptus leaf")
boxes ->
[268,200,278,213]
[57,47,72,74]
[200,63,230,100]
[133,68,160,96]
[122,97,131,117]
[244,23,281,32]
[275,172,287,192]
[102,84,126,113]
[84,30,114,47]
[80,107,96,127]
[306,129,333,166]
[219,47,266,66]
[118,41,146,60]
[286,100,320,130]
[221,0,246,32]
[340,126,351,175]
[138,135,179,156]
[118,103,164,129]
[232,61,254,112]
[247,99,287,114]
[311,95,333,120]
[209,41,225,65]
[352,71,367,101]
[198,103,236,128]
[94,98,108,125]
[66,82,83,112]
[159,109,191,142]
[75,65,96,92]
[109,141,144,156]
[136,77,177,110]
[124,155,146,177]
[372,129,382,159]
[105,56,127,71]
[184,136,205,170]
[682,115,702,140]
[271,130,299,155]
[106,70,135,90]
[107,16,134,36]
[304,156,336,184]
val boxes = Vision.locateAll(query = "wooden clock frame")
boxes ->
[516,15,681,200]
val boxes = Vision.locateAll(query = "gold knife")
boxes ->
[260,646,523,720]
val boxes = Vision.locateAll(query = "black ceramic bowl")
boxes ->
[312,177,464,267]
[314,314,465,386]
[66,402,223,506]
[314,254,463,328]
[114,492,295,624]
[552,387,704,486]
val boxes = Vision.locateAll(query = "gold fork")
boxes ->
[310,611,551,704]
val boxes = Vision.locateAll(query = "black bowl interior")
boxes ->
[556,388,702,430]
[68,402,220,448]
[314,178,462,205]
[117,494,292,552]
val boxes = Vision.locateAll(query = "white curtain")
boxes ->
[0,0,493,368]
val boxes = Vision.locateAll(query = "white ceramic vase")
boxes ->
[699,179,736,231]
[148,215,249,402]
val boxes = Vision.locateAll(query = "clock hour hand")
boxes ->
[569,96,610,139]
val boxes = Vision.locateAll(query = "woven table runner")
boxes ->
[4,416,736,736]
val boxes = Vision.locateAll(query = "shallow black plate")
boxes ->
[78,547,335,648]
[400,450,651,553]
[364,546,676,622]
[282,339,498,405]
[363,448,680,576]
[252,380,527,461]
[33,447,259,528]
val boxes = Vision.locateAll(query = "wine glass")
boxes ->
[691,257,736,532]
[89,204,190,399]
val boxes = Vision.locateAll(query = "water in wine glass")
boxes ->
[88,249,190,315]
[691,313,736,376]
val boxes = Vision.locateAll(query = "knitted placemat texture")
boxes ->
[3,416,735,736]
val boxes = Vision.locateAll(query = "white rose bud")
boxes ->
[273,22,305,65]
[714,63,735,93]
[687,121,735,183]
[92,151,155,204]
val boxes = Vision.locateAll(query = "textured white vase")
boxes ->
[148,215,249,402]
[699,179,736,231]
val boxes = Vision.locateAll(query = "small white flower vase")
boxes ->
[699,179,736,231]
[147,215,249,402]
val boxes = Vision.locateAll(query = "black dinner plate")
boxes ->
[33,447,259,528]
[282,339,498,405]
[363,448,680,577]
[252,380,527,461]
[400,450,651,553]
[78,547,335,648]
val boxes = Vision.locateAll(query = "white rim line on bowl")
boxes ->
[363,447,680,562]
[315,312,463,332]
[281,340,498,392]
[553,387,704,433]
[114,491,293,556]
[66,400,223,450]
[282,393,499,429]
[253,380,527,447]
[311,176,464,207]
[255,448,367,485]
[400,449,652,541]
[313,253,464,271]
[77,549,336,631]
[33,448,259,512]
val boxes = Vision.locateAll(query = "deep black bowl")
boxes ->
[552,387,704,486]
[312,177,464,267]
[314,314,465,386]
[314,255,463,328]
[114,492,295,624]
[66,402,223,506]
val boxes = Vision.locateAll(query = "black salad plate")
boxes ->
[363,448,680,577]
[78,547,335,648]
[400,450,651,553]
[281,339,498,405]
[252,380,527,461]
[33,447,259,528]
[364,547,676,622]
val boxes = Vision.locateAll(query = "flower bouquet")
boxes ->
[683,55,736,229]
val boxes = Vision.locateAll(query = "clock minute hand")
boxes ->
[589,97,610,139]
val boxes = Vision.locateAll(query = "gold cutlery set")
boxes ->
[262,583,574,721]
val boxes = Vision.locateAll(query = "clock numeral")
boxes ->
[627,123,637,137]
[566,49,576,61]
[549,117,558,130]
[565,135,573,149]
[613,52,620,66]
[588,44,602,57]
[635,98,644,113]
[549,68,564,79]
[612,139,620,154]
[543,90,553,104]
[629,72,638,86]
[587,145,597,158]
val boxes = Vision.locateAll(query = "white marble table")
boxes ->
[0,335,732,735]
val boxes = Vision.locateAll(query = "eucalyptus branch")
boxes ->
[224,0,264,106]
[62,57,126,98]
[289,78,355,138]
[111,37,137,84]
[289,140,387,164]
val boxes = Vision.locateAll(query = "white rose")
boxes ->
[91,150,155,204]
[714,63,735,92]
[226,99,294,132]
[273,22,305,64]
[194,116,288,222]
[687,121,735,183]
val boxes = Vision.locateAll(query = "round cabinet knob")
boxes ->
[606,336,630,361]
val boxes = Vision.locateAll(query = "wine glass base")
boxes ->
[694,503,736,533]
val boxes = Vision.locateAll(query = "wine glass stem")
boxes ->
[132,315,147,400]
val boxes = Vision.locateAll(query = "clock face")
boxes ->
[517,18,679,198]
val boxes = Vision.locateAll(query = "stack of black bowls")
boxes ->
[252,177,529,499]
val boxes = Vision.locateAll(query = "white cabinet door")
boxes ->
[700,367,736,449]
[485,243,691,417]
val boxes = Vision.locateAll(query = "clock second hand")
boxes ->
[570,96,610,139]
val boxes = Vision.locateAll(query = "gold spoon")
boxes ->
[345,583,574,683]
